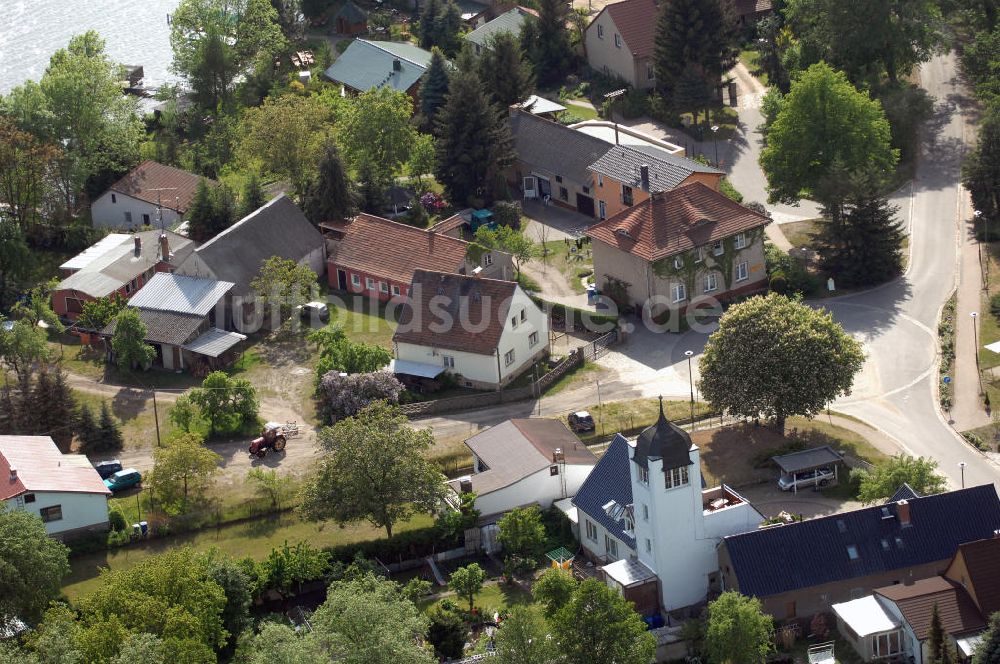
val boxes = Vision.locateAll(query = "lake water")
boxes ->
[0,0,183,94]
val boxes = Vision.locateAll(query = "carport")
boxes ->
[771,445,844,494]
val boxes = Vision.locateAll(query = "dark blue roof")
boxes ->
[888,483,921,502]
[572,434,635,549]
[723,485,1000,598]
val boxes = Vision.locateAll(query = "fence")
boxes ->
[398,328,620,418]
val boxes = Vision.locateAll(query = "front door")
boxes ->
[537,177,552,199]
[576,193,595,217]
[337,269,348,290]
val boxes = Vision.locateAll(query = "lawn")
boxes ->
[575,398,715,444]
[419,580,535,615]
[781,218,822,250]
[560,102,600,122]
[740,49,770,87]
[535,240,594,295]
[978,243,1000,370]
[677,105,739,143]
[74,388,178,451]
[326,293,398,349]
[56,334,201,390]
[62,511,435,601]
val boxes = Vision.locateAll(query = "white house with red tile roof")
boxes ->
[91,161,216,231]
[0,436,111,540]
[585,0,658,90]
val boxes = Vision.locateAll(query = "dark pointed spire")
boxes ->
[634,395,693,470]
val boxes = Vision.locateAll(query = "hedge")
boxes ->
[324,526,462,566]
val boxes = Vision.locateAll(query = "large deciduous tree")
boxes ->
[653,0,738,101]
[962,105,1000,230]
[473,224,535,279]
[149,432,222,512]
[551,578,657,664]
[699,292,865,433]
[0,216,30,310]
[300,401,445,538]
[496,606,557,664]
[250,255,318,320]
[189,371,259,436]
[855,454,948,504]
[0,507,70,624]
[760,62,898,204]
[705,592,774,664]
[110,308,156,372]
[0,118,61,231]
[337,88,417,196]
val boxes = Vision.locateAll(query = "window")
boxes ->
[736,261,749,282]
[673,256,683,269]
[713,240,724,256]
[550,464,560,476]
[555,175,563,183]
[598,174,603,187]
[647,62,654,80]
[483,253,493,266]
[443,355,455,368]
[511,316,519,329]
[559,186,569,201]
[872,631,901,657]
[380,282,389,293]
[583,185,590,194]
[111,193,117,204]
[366,277,375,290]
[614,33,622,48]
[846,545,860,561]
[352,274,361,287]
[142,213,150,225]
[642,504,649,520]
[605,535,618,558]
[520,309,526,322]
[23,493,35,504]
[586,519,598,541]
[621,185,633,206]
[529,331,539,347]
[734,232,747,249]
[391,285,401,296]
[597,23,604,38]
[694,247,704,263]
[40,505,63,523]
[704,273,718,292]
[124,211,132,224]
[645,539,651,553]
[125,282,132,295]
[672,283,686,303]
[599,200,606,219]
[504,349,515,366]
[637,466,649,484]
[665,465,690,489]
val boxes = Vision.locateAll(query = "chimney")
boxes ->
[133,235,142,255]
[392,58,402,72]
[8,467,16,481]
[553,448,564,463]
[159,232,170,261]
[896,499,911,526]
[459,478,473,493]
[640,164,650,191]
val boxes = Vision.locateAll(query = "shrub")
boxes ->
[962,431,990,452]
[769,271,789,294]
[427,607,467,659]
[990,293,1000,319]
[318,371,403,422]
[108,509,127,532]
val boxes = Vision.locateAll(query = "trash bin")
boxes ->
[139,521,148,536]
[586,284,598,304]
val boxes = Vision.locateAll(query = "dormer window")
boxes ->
[615,228,632,239]
[665,465,689,489]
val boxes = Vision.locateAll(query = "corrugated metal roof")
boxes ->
[323,39,432,93]
[182,327,246,357]
[127,273,233,316]
[389,359,444,378]
[772,445,843,474]
[604,557,657,587]
[465,7,533,47]
[572,434,636,549]
[60,234,131,271]
[0,435,110,499]
[58,270,124,298]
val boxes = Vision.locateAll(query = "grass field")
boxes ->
[740,49,770,87]
[781,219,822,250]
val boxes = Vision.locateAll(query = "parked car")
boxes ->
[777,467,835,491]
[567,411,595,433]
[93,460,123,479]
[104,468,142,493]
[296,301,329,323]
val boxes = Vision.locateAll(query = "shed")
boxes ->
[602,557,659,616]
[771,445,844,492]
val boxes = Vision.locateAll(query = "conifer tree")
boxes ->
[974,612,1000,663]
[419,49,451,131]
[533,0,573,84]
[418,0,442,49]
[36,369,76,448]
[98,401,125,452]
[672,62,714,127]
[928,604,945,664]
[239,172,266,219]
[186,179,216,242]
[435,2,463,56]
[76,402,100,453]
[302,143,356,224]
[479,32,535,107]
[653,0,738,99]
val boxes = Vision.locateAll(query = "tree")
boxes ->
[258,540,330,594]
[435,2,463,56]
[0,118,61,231]
[671,63,715,127]
[962,106,1000,231]
[300,401,445,538]
[338,88,417,190]
[760,63,898,204]
[497,506,546,560]
[234,622,326,664]
[449,563,486,611]
[0,216,30,310]
[479,32,535,108]
[310,323,393,380]
[171,0,286,108]
[961,28,1000,106]
[418,0,443,49]
[855,454,948,504]
[532,568,577,617]
[973,612,1000,663]
[197,552,253,650]
[250,255,319,319]
[247,467,291,508]
[408,133,437,188]
[307,574,435,663]
[699,293,865,433]
[928,603,945,664]
[76,402,100,452]
[31,368,77,448]
[705,591,774,664]
[551,578,657,664]
[317,370,403,422]
[426,608,466,660]
[98,401,125,452]
[168,394,198,433]
[419,49,450,131]
[149,432,222,511]
[302,143,355,225]
[78,294,126,333]
[473,224,536,279]
[31,604,84,664]
[187,179,218,242]
[531,0,573,85]
[0,506,70,624]
[495,606,557,664]
[239,172,266,219]
[189,371,259,436]
[110,308,156,372]
[434,67,515,206]
[238,93,334,194]
[653,0,738,100]
[110,633,167,664]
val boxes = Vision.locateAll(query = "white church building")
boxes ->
[572,400,764,615]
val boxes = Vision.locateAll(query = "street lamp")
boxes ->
[972,311,984,394]
[685,350,695,427]
[710,125,720,167]
[958,461,967,489]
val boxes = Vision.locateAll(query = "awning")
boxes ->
[772,445,844,474]
[603,558,657,588]
[957,634,983,657]
[388,359,444,378]
[182,328,246,358]
[832,596,900,638]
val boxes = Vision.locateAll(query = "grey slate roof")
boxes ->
[334,1,367,24]
[572,434,636,549]
[723,485,1000,599]
[888,483,922,502]
[633,398,693,471]
[509,109,613,186]
[464,8,533,47]
[589,144,724,192]
[324,39,433,93]
[127,273,233,316]
[771,445,843,474]
[103,309,204,346]
[188,195,323,295]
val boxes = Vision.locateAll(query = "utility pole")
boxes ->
[685,350,695,428]
[151,391,162,447]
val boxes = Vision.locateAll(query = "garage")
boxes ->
[576,193,595,217]
[771,445,845,494]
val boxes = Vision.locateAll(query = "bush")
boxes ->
[324,525,462,565]
[427,607,467,659]
[990,293,1000,319]
[769,271,789,294]
[765,243,821,296]
[108,509,127,532]
[962,431,990,452]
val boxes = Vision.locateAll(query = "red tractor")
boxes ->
[248,422,289,459]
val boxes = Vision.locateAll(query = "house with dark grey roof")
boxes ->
[323,39,433,96]
[719,485,1000,624]
[392,270,548,388]
[573,402,763,615]
[448,419,596,521]
[464,7,535,53]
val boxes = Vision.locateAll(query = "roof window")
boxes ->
[846,545,859,561]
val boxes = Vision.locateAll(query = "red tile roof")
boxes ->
[876,577,986,640]
[0,436,110,500]
[954,537,1000,618]
[430,213,469,235]
[585,181,770,262]
[603,0,658,58]
[393,270,519,356]
[327,213,472,285]
[108,160,214,213]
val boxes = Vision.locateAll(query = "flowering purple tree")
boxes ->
[319,370,404,422]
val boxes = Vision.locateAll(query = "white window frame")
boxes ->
[672,283,686,303]
[638,466,649,484]
[736,261,749,282]
[605,534,618,558]
[586,519,598,541]
[704,273,718,293]
[379,281,389,293]
[366,277,376,291]
[504,349,515,366]
[442,355,455,368]
[597,24,604,39]
[529,331,539,347]
[713,240,724,256]
[614,33,622,48]
[483,253,493,266]
[352,274,361,287]
[673,256,683,269]
[872,631,902,658]
[694,247,704,263]
[391,284,401,295]
[511,316,518,329]
[734,232,747,249]
[665,465,690,489]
